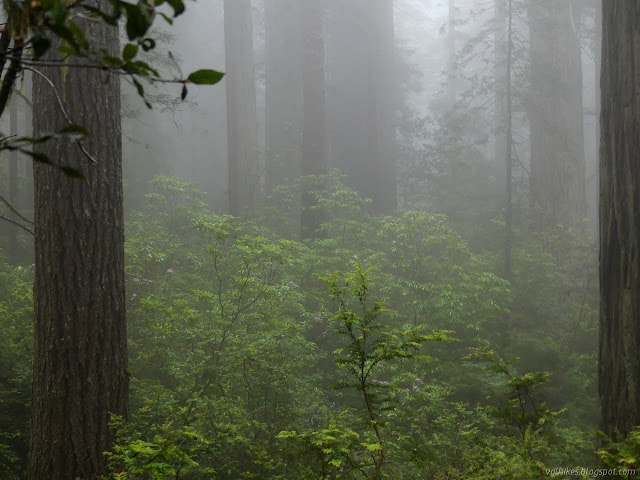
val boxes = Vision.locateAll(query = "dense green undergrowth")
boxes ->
[0,174,609,479]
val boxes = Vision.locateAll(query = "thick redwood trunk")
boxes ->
[28,4,128,479]
[599,0,640,441]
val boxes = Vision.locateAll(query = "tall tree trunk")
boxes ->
[326,0,396,213]
[21,71,33,212]
[225,0,260,216]
[8,104,17,260]
[300,0,327,239]
[494,0,507,170]
[594,0,602,231]
[528,0,586,227]
[264,0,302,193]
[504,0,513,280]
[445,0,458,182]
[28,5,128,479]
[599,0,640,442]
[366,0,397,213]
[447,0,456,108]
[326,0,369,197]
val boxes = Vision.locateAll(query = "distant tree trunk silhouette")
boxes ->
[494,0,507,173]
[225,0,260,215]
[367,0,397,213]
[528,0,586,226]
[599,0,640,443]
[301,0,327,239]
[8,105,18,259]
[504,0,513,280]
[264,0,302,194]
[593,0,602,230]
[28,4,128,479]
[326,0,396,213]
[447,0,456,108]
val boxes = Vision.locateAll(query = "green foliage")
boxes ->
[0,0,224,175]
[319,264,452,478]
[597,428,640,478]
[116,176,595,478]
[266,170,373,239]
[0,173,601,479]
[0,257,33,479]
[277,413,365,479]
[27,0,224,93]
[103,416,214,480]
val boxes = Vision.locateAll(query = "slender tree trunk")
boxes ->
[225,0,260,216]
[528,0,586,227]
[21,71,33,212]
[28,4,128,479]
[594,0,602,232]
[301,0,327,239]
[504,0,513,280]
[264,0,302,193]
[599,0,640,442]
[494,0,507,169]
[445,0,458,183]
[447,0,456,108]
[8,105,17,259]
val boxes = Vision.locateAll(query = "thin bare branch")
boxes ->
[0,213,34,235]
[12,88,32,108]
[24,66,98,164]
[0,192,33,225]
[6,55,190,86]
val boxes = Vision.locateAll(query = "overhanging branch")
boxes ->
[24,66,98,164]
[0,213,34,236]
[0,192,33,226]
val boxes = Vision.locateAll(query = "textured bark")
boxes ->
[599,0,640,442]
[28,4,128,479]
[300,0,327,239]
[264,0,302,193]
[528,0,586,226]
[224,0,260,215]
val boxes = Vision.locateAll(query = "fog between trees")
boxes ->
[4,1,636,479]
